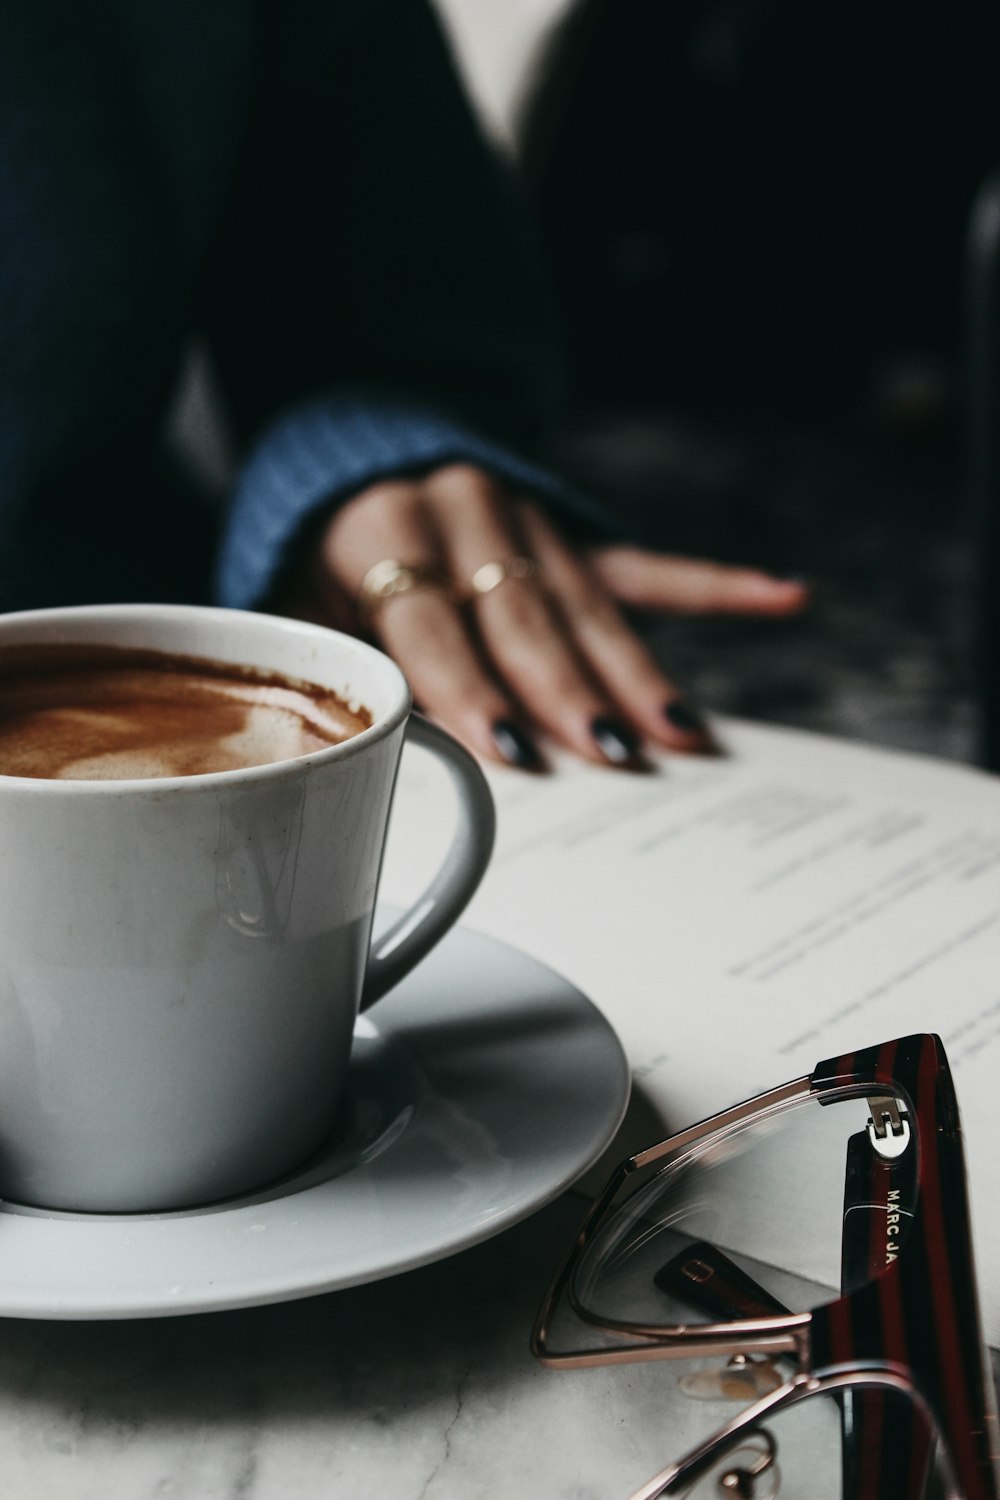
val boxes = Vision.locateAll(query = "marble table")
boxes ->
[0,1191,698,1500]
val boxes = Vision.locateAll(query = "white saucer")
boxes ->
[0,923,629,1320]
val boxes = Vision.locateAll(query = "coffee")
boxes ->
[0,644,371,779]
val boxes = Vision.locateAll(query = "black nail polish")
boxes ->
[591,716,641,765]
[492,720,544,771]
[664,699,707,735]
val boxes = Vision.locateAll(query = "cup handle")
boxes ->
[359,712,496,1011]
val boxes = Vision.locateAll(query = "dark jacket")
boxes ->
[0,0,600,613]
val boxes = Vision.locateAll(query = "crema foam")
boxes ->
[0,645,371,780]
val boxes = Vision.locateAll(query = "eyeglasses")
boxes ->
[533,1034,1000,1499]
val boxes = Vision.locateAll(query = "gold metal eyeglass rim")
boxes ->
[629,1368,959,1500]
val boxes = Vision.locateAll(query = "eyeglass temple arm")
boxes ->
[813,1038,993,1500]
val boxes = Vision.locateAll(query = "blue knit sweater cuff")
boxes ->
[214,390,615,610]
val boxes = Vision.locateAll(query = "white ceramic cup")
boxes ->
[0,604,495,1213]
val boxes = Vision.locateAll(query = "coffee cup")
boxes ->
[0,604,495,1213]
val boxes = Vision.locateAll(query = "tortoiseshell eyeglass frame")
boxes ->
[532,1034,1000,1500]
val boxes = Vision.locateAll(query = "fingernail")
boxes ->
[492,719,545,771]
[664,699,707,735]
[591,716,642,766]
[770,572,811,587]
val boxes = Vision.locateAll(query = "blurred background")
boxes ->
[429,0,999,768]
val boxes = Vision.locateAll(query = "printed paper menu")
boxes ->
[380,717,1000,1341]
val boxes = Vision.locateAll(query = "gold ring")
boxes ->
[467,556,539,599]
[357,559,452,624]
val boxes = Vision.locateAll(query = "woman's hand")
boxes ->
[278,463,808,769]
